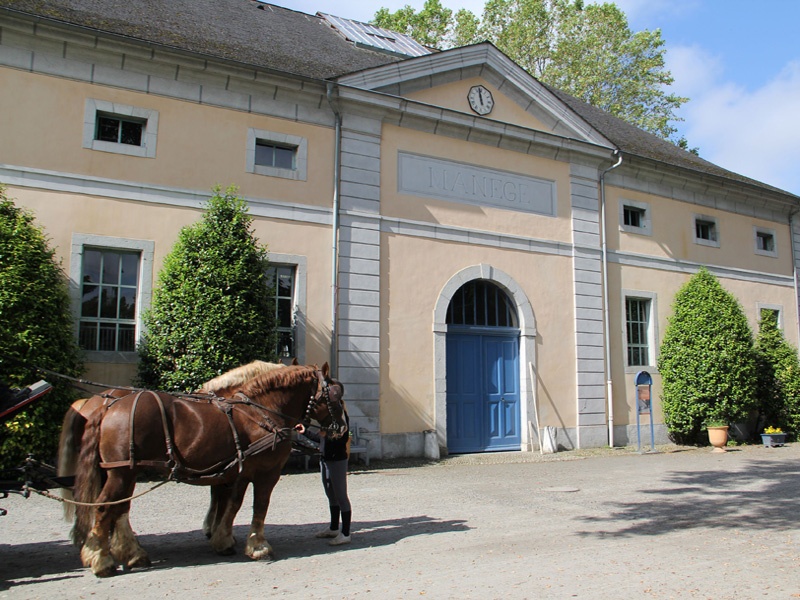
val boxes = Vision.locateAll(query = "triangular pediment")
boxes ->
[336,43,612,147]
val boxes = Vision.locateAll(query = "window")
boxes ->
[754,227,777,257]
[625,298,650,367]
[96,113,144,146]
[623,291,658,370]
[694,215,719,247]
[758,305,782,329]
[256,141,295,170]
[446,280,517,327]
[79,249,140,352]
[71,234,154,362]
[246,128,307,180]
[624,206,644,228]
[268,265,297,359]
[83,99,158,158]
[619,199,651,235]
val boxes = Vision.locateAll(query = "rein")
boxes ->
[97,369,343,482]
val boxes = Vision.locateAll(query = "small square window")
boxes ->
[83,99,158,158]
[623,206,645,228]
[96,113,145,146]
[695,219,715,241]
[619,199,651,235]
[246,128,307,181]
[754,227,777,257]
[757,232,774,252]
[694,215,719,247]
[759,306,782,330]
[255,141,296,170]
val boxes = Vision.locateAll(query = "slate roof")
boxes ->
[0,0,399,79]
[1,0,795,199]
[546,85,794,197]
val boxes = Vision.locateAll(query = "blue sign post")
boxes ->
[635,371,655,453]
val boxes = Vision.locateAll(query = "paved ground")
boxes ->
[1,442,799,599]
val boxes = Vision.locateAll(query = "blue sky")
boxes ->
[268,1,800,196]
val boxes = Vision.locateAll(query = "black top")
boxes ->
[321,412,350,462]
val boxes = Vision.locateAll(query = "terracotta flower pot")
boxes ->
[707,426,729,452]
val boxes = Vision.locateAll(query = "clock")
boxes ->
[468,85,494,116]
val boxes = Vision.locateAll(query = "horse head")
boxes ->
[307,362,347,439]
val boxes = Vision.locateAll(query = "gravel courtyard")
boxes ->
[1,443,799,599]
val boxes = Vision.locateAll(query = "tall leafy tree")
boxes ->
[137,187,277,392]
[374,0,453,48]
[374,0,688,142]
[0,186,83,468]
[754,309,800,438]
[657,268,757,444]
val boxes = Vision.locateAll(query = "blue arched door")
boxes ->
[445,281,521,453]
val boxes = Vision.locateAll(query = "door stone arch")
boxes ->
[433,264,537,453]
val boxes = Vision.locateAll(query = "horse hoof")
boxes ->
[127,554,152,570]
[218,546,236,556]
[248,548,274,561]
[92,556,117,578]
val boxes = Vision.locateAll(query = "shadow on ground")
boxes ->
[0,514,469,588]
[577,457,800,537]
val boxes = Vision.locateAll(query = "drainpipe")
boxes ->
[790,211,800,346]
[326,82,342,375]
[599,150,622,448]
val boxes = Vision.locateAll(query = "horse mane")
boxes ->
[199,360,286,393]
[237,365,316,398]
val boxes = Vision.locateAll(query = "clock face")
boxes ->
[468,85,494,115]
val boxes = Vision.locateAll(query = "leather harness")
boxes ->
[98,370,338,482]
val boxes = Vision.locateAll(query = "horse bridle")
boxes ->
[305,370,346,437]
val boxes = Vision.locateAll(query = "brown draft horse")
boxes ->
[70,363,345,577]
[58,360,287,534]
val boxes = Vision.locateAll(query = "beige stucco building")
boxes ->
[2,0,798,458]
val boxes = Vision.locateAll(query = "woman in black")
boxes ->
[315,410,352,546]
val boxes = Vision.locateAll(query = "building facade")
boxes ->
[1,0,798,458]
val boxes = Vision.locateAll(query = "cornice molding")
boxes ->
[0,164,332,225]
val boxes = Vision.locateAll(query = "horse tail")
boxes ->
[71,409,104,547]
[57,399,89,522]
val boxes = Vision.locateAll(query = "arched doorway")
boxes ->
[446,280,521,453]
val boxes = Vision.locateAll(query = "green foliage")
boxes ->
[0,186,83,469]
[754,309,800,439]
[137,187,277,392]
[374,0,453,48]
[657,268,757,444]
[374,0,688,143]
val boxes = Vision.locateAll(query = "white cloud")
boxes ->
[681,60,800,195]
[667,45,724,98]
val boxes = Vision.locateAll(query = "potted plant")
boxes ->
[760,426,787,448]
[705,418,730,452]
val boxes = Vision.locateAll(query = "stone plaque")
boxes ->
[398,152,556,216]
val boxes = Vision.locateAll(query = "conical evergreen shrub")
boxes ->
[755,309,800,439]
[137,187,277,391]
[0,187,83,468]
[658,267,757,444]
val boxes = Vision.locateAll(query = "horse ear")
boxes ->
[291,357,299,366]
[321,362,330,377]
